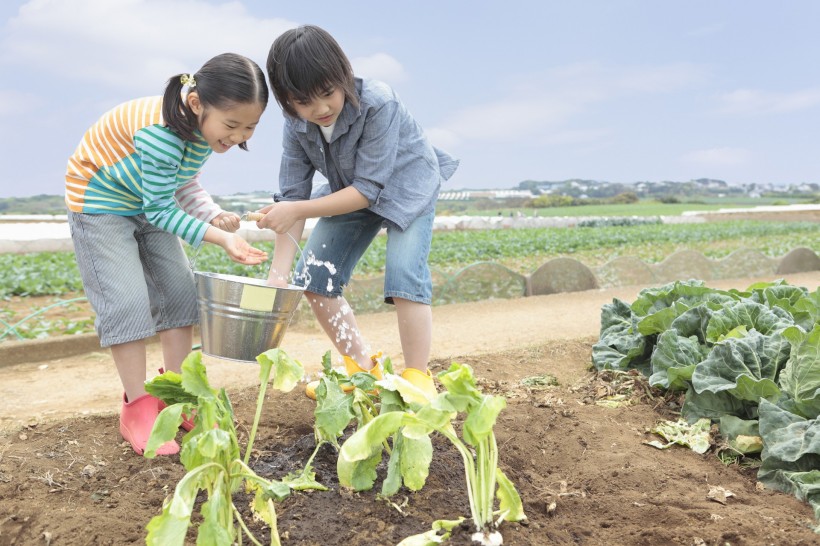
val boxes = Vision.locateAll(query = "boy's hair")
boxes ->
[162,52,269,150]
[267,25,358,119]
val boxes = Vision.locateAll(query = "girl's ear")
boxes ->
[187,92,204,116]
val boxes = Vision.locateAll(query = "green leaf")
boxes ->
[381,435,403,497]
[145,371,198,406]
[144,404,185,459]
[180,352,218,400]
[705,300,793,343]
[145,465,213,545]
[400,434,433,491]
[196,479,234,545]
[758,399,820,520]
[340,412,407,462]
[692,330,790,402]
[437,363,481,406]
[719,415,762,454]
[338,412,408,491]
[261,480,293,500]
[463,395,506,447]
[284,464,328,490]
[668,304,714,342]
[637,302,688,336]
[256,348,304,392]
[314,378,355,445]
[648,331,705,391]
[592,299,650,373]
[779,325,820,419]
[496,468,527,522]
[337,444,382,492]
[681,386,754,423]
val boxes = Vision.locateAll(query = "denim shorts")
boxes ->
[294,209,434,305]
[68,211,199,347]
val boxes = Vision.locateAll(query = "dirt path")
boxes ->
[1,271,818,431]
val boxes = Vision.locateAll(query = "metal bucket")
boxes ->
[195,271,305,362]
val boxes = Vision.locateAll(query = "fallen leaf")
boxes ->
[707,485,735,505]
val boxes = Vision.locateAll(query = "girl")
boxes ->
[65,52,269,455]
[258,26,458,399]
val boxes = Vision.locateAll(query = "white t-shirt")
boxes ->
[320,123,335,142]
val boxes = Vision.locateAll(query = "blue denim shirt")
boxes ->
[275,78,459,231]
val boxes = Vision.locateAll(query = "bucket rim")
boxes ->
[194,270,306,292]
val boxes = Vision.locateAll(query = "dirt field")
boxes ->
[1,271,819,545]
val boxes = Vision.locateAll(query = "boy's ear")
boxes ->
[187,92,203,115]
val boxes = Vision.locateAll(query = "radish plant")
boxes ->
[338,362,526,545]
[292,352,399,491]
[142,349,304,546]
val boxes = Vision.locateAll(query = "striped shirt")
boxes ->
[65,96,220,246]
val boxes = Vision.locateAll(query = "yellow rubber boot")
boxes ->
[305,355,384,400]
[344,355,384,380]
[401,368,437,399]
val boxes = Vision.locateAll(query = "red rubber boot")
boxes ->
[120,393,179,456]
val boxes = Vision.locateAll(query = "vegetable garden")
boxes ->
[0,216,819,544]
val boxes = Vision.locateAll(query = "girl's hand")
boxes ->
[211,212,241,233]
[221,233,268,265]
[255,202,301,234]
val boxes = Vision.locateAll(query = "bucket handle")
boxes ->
[188,212,303,281]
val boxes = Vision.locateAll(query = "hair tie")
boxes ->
[180,74,197,88]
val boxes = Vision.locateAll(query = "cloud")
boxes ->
[352,53,407,83]
[431,61,706,144]
[1,0,296,93]
[718,88,820,115]
[682,147,751,167]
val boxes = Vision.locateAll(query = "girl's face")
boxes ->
[290,87,345,127]
[189,95,264,153]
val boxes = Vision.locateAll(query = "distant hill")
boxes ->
[516,178,819,199]
[2,179,817,215]
[0,194,67,215]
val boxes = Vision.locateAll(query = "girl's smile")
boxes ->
[188,96,264,153]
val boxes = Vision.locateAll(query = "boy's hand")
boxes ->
[222,233,268,265]
[255,202,300,234]
[211,212,241,233]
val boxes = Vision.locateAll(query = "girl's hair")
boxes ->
[162,52,269,150]
[267,25,358,119]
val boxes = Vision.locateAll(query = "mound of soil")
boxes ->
[1,340,817,545]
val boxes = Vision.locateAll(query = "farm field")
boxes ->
[2,219,818,342]
[1,271,819,545]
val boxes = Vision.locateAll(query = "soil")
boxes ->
[1,271,819,546]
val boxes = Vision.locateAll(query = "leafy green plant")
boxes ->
[338,362,526,545]
[142,349,304,546]
[592,279,820,529]
[281,351,388,491]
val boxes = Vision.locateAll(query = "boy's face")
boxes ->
[290,87,345,127]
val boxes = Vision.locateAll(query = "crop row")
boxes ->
[1,220,818,299]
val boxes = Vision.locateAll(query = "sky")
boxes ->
[2,0,820,198]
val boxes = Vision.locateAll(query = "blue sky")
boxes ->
[2,0,820,198]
